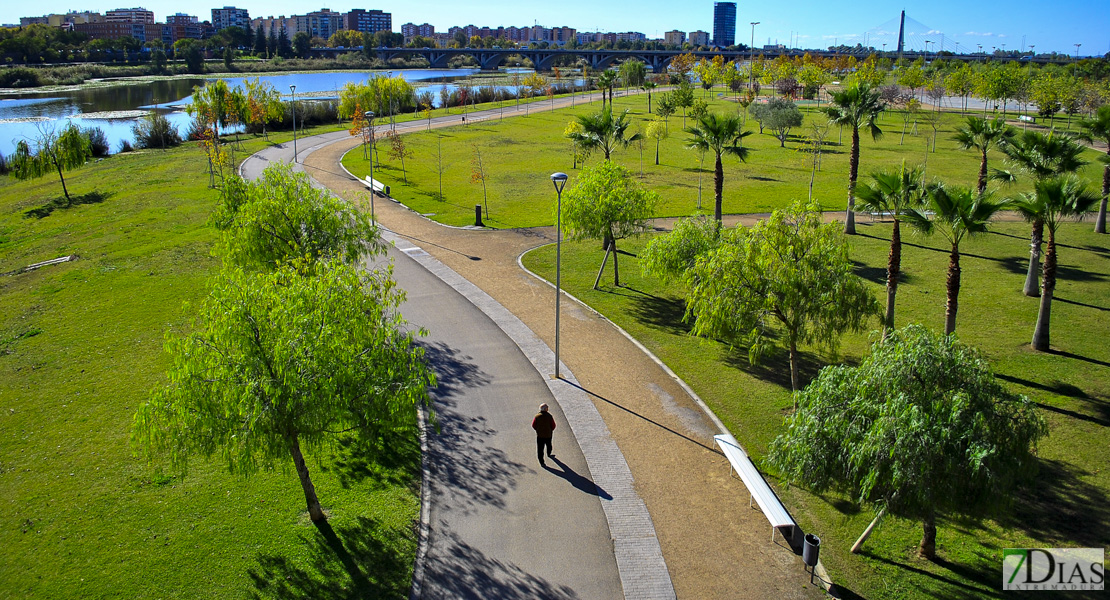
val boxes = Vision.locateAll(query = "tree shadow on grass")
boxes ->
[996,373,1110,427]
[860,551,999,600]
[999,458,1110,549]
[248,516,412,600]
[23,190,111,219]
[994,255,1107,283]
[850,260,915,286]
[721,344,830,392]
[610,287,691,335]
[321,429,421,492]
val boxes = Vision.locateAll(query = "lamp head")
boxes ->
[289,84,296,93]
[365,111,374,119]
[551,172,568,193]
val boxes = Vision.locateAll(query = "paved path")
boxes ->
[243,89,825,599]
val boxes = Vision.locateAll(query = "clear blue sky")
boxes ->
[3,0,1106,56]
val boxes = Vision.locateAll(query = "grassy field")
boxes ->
[0,127,423,598]
[522,219,1109,599]
[342,89,1106,228]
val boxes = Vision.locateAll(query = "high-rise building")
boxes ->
[105,7,155,24]
[166,13,198,25]
[347,9,391,34]
[401,22,434,38]
[688,30,709,46]
[252,16,295,38]
[664,30,686,46]
[712,1,736,47]
[294,8,345,39]
[211,6,250,31]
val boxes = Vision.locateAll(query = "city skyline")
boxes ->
[3,0,1106,56]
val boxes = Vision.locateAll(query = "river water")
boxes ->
[0,68,530,157]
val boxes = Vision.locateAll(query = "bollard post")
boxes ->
[475,205,483,227]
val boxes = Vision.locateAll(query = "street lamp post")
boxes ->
[748,22,759,93]
[550,172,569,379]
[289,84,298,163]
[365,110,376,221]
[1074,44,1082,76]
[925,40,932,64]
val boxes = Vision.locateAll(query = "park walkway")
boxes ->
[244,91,825,599]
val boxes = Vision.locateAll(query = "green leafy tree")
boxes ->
[640,214,720,284]
[646,118,668,165]
[213,163,383,270]
[132,260,435,523]
[998,130,1087,296]
[565,107,642,161]
[596,69,618,109]
[655,92,676,131]
[944,63,976,112]
[685,112,752,223]
[855,163,927,332]
[174,38,205,73]
[768,324,1048,560]
[1078,105,1110,233]
[763,97,803,147]
[1011,176,1100,351]
[187,79,236,140]
[244,77,284,140]
[824,83,885,234]
[896,64,926,101]
[560,161,658,288]
[292,32,311,58]
[952,116,1015,196]
[903,184,1006,335]
[9,122,92,202]
[685,201,879,393]
[673,81,695,128]
[618,59,647,90]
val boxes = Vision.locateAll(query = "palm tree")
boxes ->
[597,70,618,110]
[642,81,657,113]
[824,83,886,235]
[855,162,927,333]
[903,184,1006,336]
[952,116,1015,197]
[1078,105,1110,234]
[566,107,642,161]
[685,112,751,223]
[997,130,1087,296]
[1012,177,1100,351]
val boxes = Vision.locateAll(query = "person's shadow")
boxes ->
[543,456,613,500]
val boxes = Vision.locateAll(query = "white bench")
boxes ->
[714,433,798,543]
[363,176,390,197]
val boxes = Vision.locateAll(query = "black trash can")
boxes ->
[803,533,821,567]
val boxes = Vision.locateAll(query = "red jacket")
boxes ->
[532,412,556,438]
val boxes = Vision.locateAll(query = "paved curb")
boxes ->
[387,231,677,600]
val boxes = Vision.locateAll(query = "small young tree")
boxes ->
[387,130,413,182]
[684,200,879,394]
[655,93,676,131]
[561,161,658,288]
[768,324,1048,559]
[470,144,490,218]
[433,134,449,201]
[348,103,373,159]
[9,122,92,202]
[646,118,668,166]
[673,81,695,128]
[763,97,804,147]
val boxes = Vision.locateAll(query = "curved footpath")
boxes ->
[242,92,825,599]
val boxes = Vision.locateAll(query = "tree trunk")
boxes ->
[1024,219,1043,297]
[884,219,902,333]
[54,158,71,202]
[714,153,724,223]
[918,513,937,560]
[593,246,611,290]
[945,243,961,336]
[1032,232,1056,351]
[648,91,652,113]
[788,338,800,398]
[289,435,325,522]
[655,140,659,165]
[845,126,860,235]
[1096,161,1108,234]
[977,148,988,196]
[612,238,620,286]
[851,506,886,554]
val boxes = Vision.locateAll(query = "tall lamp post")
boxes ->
[1074,43,1082,76]
[365,110,376,221]
[289,84,298,163]
[925,40,932,64]
[550,172,568,379]
[748,22,759,93]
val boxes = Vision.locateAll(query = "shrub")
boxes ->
[82,126,111,157]
[131,112,183,149]
[0,67,43,88]
[117,139,133,153]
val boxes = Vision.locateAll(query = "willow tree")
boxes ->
[768,324,1047,560]
[9,122,92,202]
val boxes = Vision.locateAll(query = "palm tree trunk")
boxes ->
[289,434,325,521]
[884,220,902,333]
[714,153,724,223]
[918,512,937,560]
[1032,233,1056,351]
[945,243,961,336]
[1024,219,1043,297]
[977,148,988,196]
[845,127,860,235]
[655,139,660,165]
[1096,162,1108,234]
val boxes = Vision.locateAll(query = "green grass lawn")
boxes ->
[343,89,1106,229]
[522,220,1109,599]
[0,126,422,598]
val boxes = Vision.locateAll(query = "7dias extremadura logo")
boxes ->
[1003,548,1105,591]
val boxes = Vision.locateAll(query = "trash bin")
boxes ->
[803,533,821,567]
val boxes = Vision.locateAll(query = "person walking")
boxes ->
[532,403,556,467]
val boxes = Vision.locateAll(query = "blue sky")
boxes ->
[4,0,1106,56]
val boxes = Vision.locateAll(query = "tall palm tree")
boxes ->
[903,184,1006,336]
[997,130,1087,296]
[855,162,927,333]
[1012,177,1100,351]
[597,70,618,110]
[566,107,642,161]
[824,83,886,235]
[952,115,1015,197]
[685,112,751,223]
[1078,105,1110,234]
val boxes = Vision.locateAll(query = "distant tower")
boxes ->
[896,9,905,58]
[712,2,736,48]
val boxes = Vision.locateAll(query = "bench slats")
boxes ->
[714,433,796,529]
[364,176,389,195]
